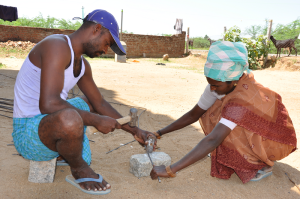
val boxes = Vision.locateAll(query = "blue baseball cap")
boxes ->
[86,9,126,55]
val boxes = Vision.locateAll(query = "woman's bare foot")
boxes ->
[71,164,111,192]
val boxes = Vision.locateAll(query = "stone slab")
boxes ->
[115,41,127,63]
[129,152,171,178]
[28,158,56,183]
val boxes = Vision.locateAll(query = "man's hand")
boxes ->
[94,115,122,134]
[150,165,170,179]
[134,128,157,149]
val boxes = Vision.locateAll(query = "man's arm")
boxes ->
[77,57,144,136]
[39,38,120,134]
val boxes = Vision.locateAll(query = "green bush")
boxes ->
[224,26,269,69]
[244,19,300,55]
[0,14,82,30]
[190,36,210,48]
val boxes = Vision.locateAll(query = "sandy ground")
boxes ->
[0,56,299,199]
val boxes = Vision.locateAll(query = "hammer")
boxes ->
[86,108,138,135]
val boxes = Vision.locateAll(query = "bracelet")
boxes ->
[157,130,163,136]
[153,132,161,139]
[165,165,176,177]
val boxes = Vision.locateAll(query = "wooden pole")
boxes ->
[263,20,273,67]
[185,27,189,54]
[223,26,227,41]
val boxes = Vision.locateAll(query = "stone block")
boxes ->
[28,158,56,183]
[115,41,127,63]
[129,152,171,178]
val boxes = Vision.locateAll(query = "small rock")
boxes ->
[271,55,276,62]
[163,54,169,61]
[129,152,171,178]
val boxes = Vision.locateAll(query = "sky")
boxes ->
[2,0,300,40]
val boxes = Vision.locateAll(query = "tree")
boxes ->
[122,30,134,34]
[190,37,210,48]
[0,13,82,30]
[244,25,262,39]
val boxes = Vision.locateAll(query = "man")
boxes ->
[12,9,155,195]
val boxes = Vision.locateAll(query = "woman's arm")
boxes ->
[158,104,206,136]
[157,84,220,137]
[150,122,232,179]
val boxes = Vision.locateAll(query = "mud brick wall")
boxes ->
[113,33,186,58]
[0,25,74,43]
[0,25,186,58]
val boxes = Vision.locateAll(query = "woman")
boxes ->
[150,41,297,183]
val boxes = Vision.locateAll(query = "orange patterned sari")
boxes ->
[199,73,296,183]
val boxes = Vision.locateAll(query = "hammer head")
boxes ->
[129,108,138,127]
[146,138,154,153]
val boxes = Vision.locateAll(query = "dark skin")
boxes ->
[29,23,156,192]
[150,77,238,179]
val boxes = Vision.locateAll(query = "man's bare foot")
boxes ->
[253,166,273,180]
[71,164,111,191]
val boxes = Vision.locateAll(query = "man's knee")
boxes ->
[58,109,84,136]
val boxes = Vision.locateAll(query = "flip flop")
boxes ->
[56,159,69,166]
[65,174,111,195]
[250,170,273,181]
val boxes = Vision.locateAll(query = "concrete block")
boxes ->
[28,158,56,183]
[115,41,127,63]
[129,152,171,178]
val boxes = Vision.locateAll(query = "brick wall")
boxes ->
[0,25,186,58]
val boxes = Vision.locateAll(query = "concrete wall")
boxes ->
[0,25,186,58]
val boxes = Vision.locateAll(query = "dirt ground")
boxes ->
[272,55,300,71]
[0,55,299,199]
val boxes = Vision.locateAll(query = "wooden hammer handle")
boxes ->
[86,115,132,135]
[116,115,131,125]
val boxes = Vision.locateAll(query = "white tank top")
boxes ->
[13,35,85,118]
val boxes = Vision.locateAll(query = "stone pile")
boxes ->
[0,40,36,50]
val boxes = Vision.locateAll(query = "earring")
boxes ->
[234,83,237,86]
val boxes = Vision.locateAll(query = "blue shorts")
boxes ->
[12,97,91,165]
